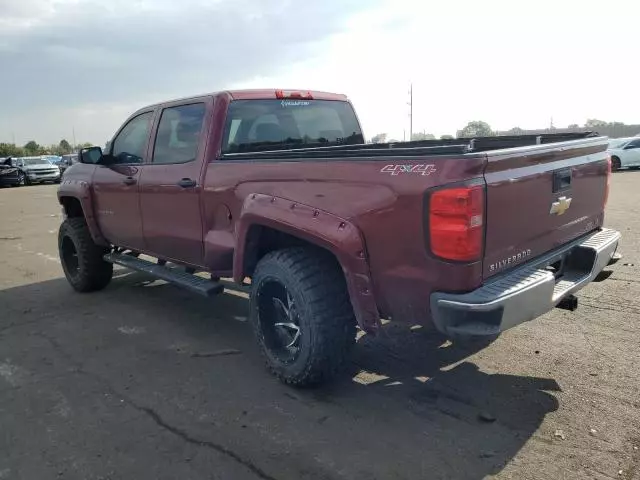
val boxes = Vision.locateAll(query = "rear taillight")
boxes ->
[275,90,313,100]
[429,185,485,262]
[604,154,612,207]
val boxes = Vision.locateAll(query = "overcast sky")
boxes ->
[0,0,638,145]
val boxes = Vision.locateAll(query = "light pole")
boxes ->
[407,83,413,141]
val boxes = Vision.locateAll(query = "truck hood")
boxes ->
[22,164,57,171]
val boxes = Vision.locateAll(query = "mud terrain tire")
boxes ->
[58,218,113,292]
[250,247,357,387]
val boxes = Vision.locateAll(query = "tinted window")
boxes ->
[62,154,78,165]
[152,103,206,164]
[626,138,640,149]
[608,139,628,149]
[112,112,153,163]
[221,100,364,154]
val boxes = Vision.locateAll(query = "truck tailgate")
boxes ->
[482,137,610,279]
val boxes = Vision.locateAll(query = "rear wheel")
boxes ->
[250,247,357,387]
[58,218,113,292]
[611,156,621,171]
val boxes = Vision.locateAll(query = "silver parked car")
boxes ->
[12,156,62,185]
[58,153,79,175]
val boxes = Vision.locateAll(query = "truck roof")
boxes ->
[142,89,348,111]
[227,89,348,101]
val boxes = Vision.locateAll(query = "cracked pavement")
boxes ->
[1,179,639,480]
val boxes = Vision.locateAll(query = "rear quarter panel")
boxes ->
[202,155,486,326]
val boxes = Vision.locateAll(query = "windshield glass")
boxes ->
[222,99,364,154]
[608,139,628,149]
[22,158,50,166]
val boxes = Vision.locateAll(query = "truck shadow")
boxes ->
[0,271,561,480]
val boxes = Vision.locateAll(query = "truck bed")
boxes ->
[221,132,601,160]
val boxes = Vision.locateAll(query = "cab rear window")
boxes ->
[221,100,364,154]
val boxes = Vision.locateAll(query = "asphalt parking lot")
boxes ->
[1,178,639,480]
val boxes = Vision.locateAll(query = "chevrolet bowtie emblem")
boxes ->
[550,196,572,215]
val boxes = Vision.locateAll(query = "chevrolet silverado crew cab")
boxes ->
[57,89,621,386]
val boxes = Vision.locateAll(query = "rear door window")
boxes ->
[152,103,206,164]
[221,100,364,154]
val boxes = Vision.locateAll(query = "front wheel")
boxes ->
[58,218,113,292]
[250,247,357,387]
[612,156,621,171]
[17,171,27,186]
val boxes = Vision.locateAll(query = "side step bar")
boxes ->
[103,253,224,297]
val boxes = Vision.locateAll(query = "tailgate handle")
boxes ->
[553,169,572,193]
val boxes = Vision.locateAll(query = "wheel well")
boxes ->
[242,225,340,278]
[61,197,84,218]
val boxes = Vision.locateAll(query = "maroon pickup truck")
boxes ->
[57,89,621,386]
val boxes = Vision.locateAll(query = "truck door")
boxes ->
[93,110,154,251]
[138,101,209,266]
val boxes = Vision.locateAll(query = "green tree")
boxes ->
[506,127,524,135]
[370,133,387,144]
[47,144,61,155]
[23,140,40,154]
[0,143,25,157]
[411,132,436,141]
[79,142,93,149]
[440,135,454,140]
[457,121,493,138]
[585,119,607,128]
[567,124,580,129]
[59,139,72,154]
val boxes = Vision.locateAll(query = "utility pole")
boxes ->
[72,127,77,152]
[407,83,413,141]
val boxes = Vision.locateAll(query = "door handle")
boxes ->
[123,176,136,185]
[178,178,196,188]
[552,169,571,193]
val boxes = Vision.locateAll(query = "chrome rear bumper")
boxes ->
[430,228,621,337]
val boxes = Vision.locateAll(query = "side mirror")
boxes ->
[79,146,103,164]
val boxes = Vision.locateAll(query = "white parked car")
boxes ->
[608,137,640,171]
